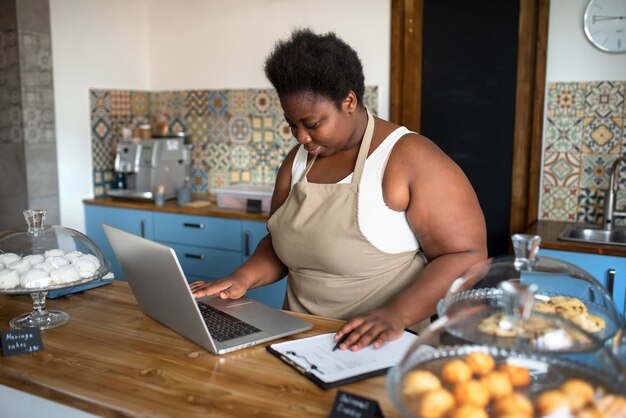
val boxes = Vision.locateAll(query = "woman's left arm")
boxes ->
[334,133,488,351]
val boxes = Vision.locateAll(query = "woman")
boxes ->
[191,29,487,351]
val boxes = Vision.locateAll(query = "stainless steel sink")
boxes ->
[558,223,626,246]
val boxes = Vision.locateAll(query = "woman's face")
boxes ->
[280,92,358,157]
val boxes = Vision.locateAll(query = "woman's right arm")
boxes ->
[190,145,299,299]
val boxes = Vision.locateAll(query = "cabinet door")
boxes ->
[153,213,241,251]
[539,249,626,318]
[242,220,286,309]
[84,205,154,279]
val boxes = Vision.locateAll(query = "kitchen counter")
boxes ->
[83,198,269,222]
[526,220,626,257]
[0,281,400,418]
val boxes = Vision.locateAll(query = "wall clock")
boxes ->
[583,0,626,53]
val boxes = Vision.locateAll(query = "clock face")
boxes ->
[583,0,626,53]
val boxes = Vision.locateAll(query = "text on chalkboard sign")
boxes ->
[328,390,384,418]
[1,328,44,356]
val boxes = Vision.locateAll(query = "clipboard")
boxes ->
[266,332,421,390]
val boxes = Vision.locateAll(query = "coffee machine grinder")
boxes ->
[107,136,192,201]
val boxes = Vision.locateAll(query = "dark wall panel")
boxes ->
[420,0,520,256]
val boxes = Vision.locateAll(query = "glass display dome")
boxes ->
[438,234,624,347]
[0,209,109,329]
[387,304,626,418]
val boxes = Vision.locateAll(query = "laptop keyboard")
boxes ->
[197,302,261,342]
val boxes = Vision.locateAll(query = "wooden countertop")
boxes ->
[527,220,626,257]
[0,281,401,418]
[84,198,269,222]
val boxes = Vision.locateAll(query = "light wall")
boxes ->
[50,0,391,232]
[546,0,626,81]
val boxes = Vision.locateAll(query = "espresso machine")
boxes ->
[107,136,192,201]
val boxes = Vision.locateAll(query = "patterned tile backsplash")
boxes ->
[90,87,378,198]
[542,81,626,226]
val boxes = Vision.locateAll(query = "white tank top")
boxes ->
[290,127,420,254]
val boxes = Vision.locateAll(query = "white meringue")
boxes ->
[0,253,21,266]
[20,268,51,288]
[44,248,65,258]
[73,257,98,278]
[0,269,20,289]
[8,260,31,274]
[47,256,69,269]
[64,251,83,263]
[50,265,81,284]
[23,254,45,267]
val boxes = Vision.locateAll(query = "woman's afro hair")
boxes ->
[264,28,365,109]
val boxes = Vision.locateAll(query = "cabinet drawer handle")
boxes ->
[183,222,205,229]
[244,230,251,257]
[184,253,205,260]
[607,268,615,296]
[140,220,145,238]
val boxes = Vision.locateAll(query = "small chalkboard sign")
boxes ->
[1,328,44,357]
[328,390,384,418]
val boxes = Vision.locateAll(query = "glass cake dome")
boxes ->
[437,234,624,347]
[387,305,626,418]
[388,234,626,418]
[0,209,109,329]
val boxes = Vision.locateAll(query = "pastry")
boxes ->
[20,268,51,288]
[492,393,534,417]
[477,314,516,337]
[64,251,83,263]
[8,259,31,274]
[570,312,606,333]
[36,261,56,274]
[0,269,20,289]
[440,359,473,385]
[50,265,81,284]
[550,296,587,318]
[448,404,488,418]
[47,256,69,269]
[596,394,626,418]
[73,256,99,278]
[559,379,595,412]
[44,248,65,258]
[480,371,513,400]
[453,379,489,408]
[23,254,44,267]
[417,388,456,418]
[498,363,531,387]
[0,253,21,266]
[465,352,495,376]
[576,406,604,418]
[535,389,570,416]
[403,369,441,396]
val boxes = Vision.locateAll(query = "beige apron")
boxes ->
[268,109,428,330]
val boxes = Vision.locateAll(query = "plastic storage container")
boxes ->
[216,184,273,212]
[0,209,109,329]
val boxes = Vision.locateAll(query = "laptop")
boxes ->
[102,224,312,354]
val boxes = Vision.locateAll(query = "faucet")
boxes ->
[603,157,626,230]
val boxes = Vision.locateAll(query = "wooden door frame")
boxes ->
[390,0,550,237]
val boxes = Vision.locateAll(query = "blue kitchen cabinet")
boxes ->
[84,205,154,279]
[84,204,286,309]
[153,212,242,282]
[539,248,626,318]
[242,220,287,309]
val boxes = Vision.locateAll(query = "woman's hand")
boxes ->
[332,307,406,351]
[189,274,249,300]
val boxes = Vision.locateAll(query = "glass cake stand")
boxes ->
[0,209,109,330]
